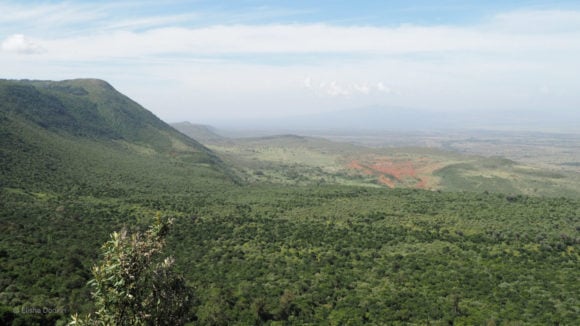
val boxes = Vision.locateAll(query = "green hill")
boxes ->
[0,79,232,194]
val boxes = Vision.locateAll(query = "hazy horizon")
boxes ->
[1,1,579,129]
[179,104,580,134]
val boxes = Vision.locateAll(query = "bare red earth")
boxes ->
[347,157,432,189]
[370,160,417,180]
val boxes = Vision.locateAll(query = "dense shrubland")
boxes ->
[1,79,578,325]
[1,184,578,325]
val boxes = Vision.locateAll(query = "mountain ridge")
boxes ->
[1,79,205,147]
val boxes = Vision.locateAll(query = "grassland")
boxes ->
[174,124,580,198]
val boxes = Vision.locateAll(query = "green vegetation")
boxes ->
[0,79,234,194]
[173,124,580,198]
[0,79,579,325]
[71,215,192,325]
[2,183,578,325]
[434,158,580,197]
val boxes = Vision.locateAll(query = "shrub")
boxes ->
[70,215,192,325]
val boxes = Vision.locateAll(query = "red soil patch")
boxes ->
[370,160,417,180]
[347,157,436,189]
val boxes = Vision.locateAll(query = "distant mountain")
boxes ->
[217,106,579,133]
[0,79,232,193]
[223,106,456,132]
[462,108,580,132]
[172,121,226,143]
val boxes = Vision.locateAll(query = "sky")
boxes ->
[1,0,579,126]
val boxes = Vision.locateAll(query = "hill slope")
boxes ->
[0,79,232,194]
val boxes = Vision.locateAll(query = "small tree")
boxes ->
[70,215,192,325]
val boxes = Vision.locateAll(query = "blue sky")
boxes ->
[1,1,579,125]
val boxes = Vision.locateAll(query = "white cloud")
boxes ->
[1,34,45,54]
[376,82,391,94]
[29,23,578,59]
[489,10,580,33]
[303,76,313,89]
[326,81,350,97]
[303,78,394,98]
[102,14,201,31]
[0,5,578,60]
[0,5,579,121]
[353,83,370,95]
[0,1,170,33]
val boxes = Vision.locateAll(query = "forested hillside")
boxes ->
[0,79,578,325]
[0,79,232,194]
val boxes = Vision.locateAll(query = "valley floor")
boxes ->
[1,183,579,325]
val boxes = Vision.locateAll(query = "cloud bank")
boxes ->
[7,16,580,60]
[0,2,579,123]
[1,34,45,54]
[303,77,393,98]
